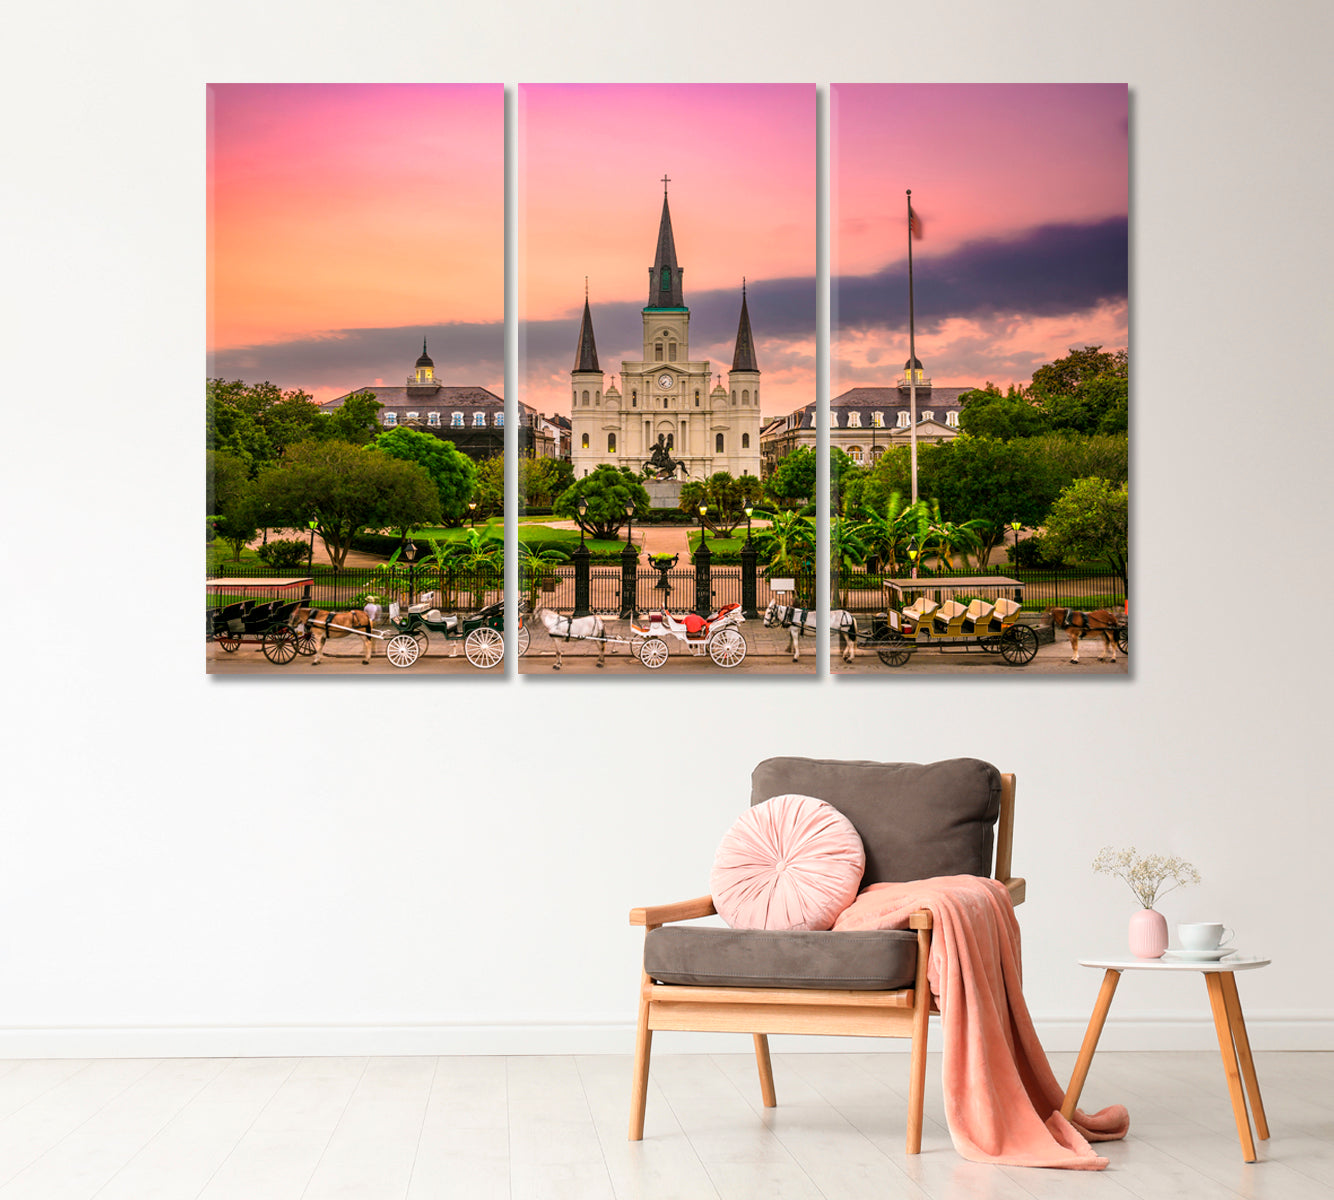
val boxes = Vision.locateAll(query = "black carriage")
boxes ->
[386,598,524,669]
[206,578,316,665]
[862,576,1040,667]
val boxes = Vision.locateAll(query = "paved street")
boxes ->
[831,627,1129,675]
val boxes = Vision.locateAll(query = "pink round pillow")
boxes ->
[711,794,866,931]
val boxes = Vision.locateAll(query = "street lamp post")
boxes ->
[694,504,712,617]
[620,501,638,620]
[740,504,758,619]
[572,497,591,617]
[306,519,318,573]
[468,500,477,528]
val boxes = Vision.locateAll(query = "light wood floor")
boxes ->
[0,1051,1327,1199]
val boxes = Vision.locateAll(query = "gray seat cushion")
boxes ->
[645,925,917,990]
[751,757,1001,885]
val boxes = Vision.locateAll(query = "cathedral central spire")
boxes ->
[573,287,600,373]
[646,181,684,309]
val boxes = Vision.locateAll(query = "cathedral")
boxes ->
[569,182,763,479]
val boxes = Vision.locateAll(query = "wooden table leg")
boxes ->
[1062,969,1121,1120]
[1206,972,1257,1162]
[1220,971,1269,1141]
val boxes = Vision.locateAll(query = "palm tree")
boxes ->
[830,516,869,607]
[441,520,504,608]
[517,540,570,612]
[853,492,932,578]
[753,508,817,605]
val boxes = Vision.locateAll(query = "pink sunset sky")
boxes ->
[208,84,504,404]
[520,84,816,419]
[832,83,1128,394]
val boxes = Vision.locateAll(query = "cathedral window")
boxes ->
[742,433,750,449]
[716,433,724,453]
[631,393,637,408]
[427,412,440,426]
[474,412,486,426]
[694,391,700,407]
[663,398,669,409]
[666,433,674,450]
[608,433,616,453]
[731,390,736,405]
[383,412,397,426]
[661,266,671,294]
[452,412,464,426]
[581,433,589,449]
[742,389,749,406]
[655,343,663,361]
[668,343,677,361]
[582,390,589,406]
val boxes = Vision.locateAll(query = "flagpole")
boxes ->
[907,189,918,506]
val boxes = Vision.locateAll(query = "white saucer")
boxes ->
[1164,947,1236,961]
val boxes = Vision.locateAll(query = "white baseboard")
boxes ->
[1,1013,1331,1058]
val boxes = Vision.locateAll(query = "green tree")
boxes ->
[1016,433,1128,492]
[753,508,817,577]
[439,520,504,607]
[472,455,505,517]
[554,466,650,539]
[678,472,764,536]
[207,378,331,473]
[830,449,867,515]
[1028,347,1128,436]
[206,449,257,561]
[925,435,1060,568]
[1029,345,1127,398]
[323,389,384,445]
[829,516,869,606]
[853,492,933,577]
[251,440,440,569]
[372,427,476,526]
[766,445,816,508]
[520,457,574,509]
[1042,477,1129,590]
[957,383,1049,440]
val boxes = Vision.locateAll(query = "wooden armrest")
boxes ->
[908,909,932,930]
[629,895,716,927]
[1003,877,1027,906]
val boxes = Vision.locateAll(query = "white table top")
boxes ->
[1079,954,1269,973]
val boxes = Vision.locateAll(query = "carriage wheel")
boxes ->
[386,633,421,668]
[408,629,429,655]
[1115,626,1128,654]
[517,624,530,657]
[294,630,317,656]
[708,628,747,668]
[876,630,913,667]
[999,624,1039,665]
[216,634,241,653]
[638,636,669,669]
[261,627,299,664]
[465,626,504,669]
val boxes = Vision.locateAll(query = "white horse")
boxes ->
[763,600,859,663]
[535,607,606,670]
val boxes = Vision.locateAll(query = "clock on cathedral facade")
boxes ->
[569,182,762,479]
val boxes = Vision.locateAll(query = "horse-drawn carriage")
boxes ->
[629,603,747,669]
[385,596,524,670]
[861,576,1039,667]
[207,578,317,664]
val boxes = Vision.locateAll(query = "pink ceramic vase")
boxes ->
[1129,908,1168,958]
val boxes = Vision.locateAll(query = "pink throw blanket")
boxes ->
[834,875,1128,1169]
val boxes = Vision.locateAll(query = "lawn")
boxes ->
[517,524,634,558]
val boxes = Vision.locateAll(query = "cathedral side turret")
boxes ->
[569,181,762,480]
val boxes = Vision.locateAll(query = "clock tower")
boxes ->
[569,179,762,480]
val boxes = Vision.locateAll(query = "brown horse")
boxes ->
[1041,606,1123,664]
[290,607,375,666]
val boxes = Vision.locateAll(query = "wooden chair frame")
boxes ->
[629,772,1025,1151]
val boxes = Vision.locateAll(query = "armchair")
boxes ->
[629,757,1024,1151]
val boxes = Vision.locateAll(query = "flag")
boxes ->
[909,204,923,240]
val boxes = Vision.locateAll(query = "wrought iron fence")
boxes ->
[517,566,817,615]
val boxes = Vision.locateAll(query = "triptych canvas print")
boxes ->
[207,83,1127,678]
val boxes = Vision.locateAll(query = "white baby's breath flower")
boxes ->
[1093,845,1201,908]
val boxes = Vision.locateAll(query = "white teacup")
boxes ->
[1177,922,1234,952]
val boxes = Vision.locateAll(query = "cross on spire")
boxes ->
[661,173,671,194]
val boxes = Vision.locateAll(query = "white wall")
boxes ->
[3,1,1331,1057]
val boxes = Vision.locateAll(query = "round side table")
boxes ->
[1062,954,1271,1162]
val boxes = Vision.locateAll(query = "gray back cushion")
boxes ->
[750,757,1002,886]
